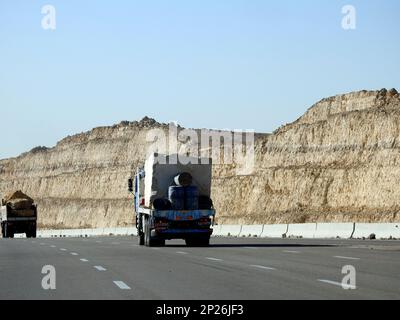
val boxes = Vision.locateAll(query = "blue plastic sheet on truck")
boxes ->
[153,209,215,221]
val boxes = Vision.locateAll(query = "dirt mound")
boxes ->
[3,191,34,209]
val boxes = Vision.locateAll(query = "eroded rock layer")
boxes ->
[1,89,399,228]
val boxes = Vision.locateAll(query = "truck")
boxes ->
[128,153,216,247]
[1,191,37,238]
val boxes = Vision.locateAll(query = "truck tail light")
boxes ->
[198,217,211,226]
[155,218,169,228]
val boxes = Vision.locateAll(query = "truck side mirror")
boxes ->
[128,178,133,192]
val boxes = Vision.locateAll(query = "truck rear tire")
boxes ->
[144,219,163,247]
[26,229,36,238]
[3,223,14,238]
[144,220,153,247]
[138,233,145,246]
[25,224,36,238]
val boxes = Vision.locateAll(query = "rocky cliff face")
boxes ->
[1,89,399,228]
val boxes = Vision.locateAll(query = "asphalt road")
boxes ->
[0,236,399,300]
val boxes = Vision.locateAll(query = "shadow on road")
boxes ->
[166,243,337,248]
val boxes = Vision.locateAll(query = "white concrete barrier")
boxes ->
[239,225,264,237]
[260,224,288,238]
[218,225,242,237]
[126,227,137,236]
[102,228,116,235]
[113,228,129,236]
[353,223,400,239]
[58,230,66,237]
[34,223,399,240]
[286,223,317,239]
[77,229,87,237]
[74,229,83,237]
[91,228,105,236]
[315,223,355,239]
[51,229,63,237]
[41,229,54,238]
[38,230,47,238]
[211,225,222,236]
[36,227,135,238]
[63,229,81,238]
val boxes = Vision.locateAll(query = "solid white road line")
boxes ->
[243,247,257,250]
[206,257,223,262]
[70,252,79,256]
[80,259,89,262]
[318,279,356,290]
[94,266,107,271]
[113,281,131,290]
[334,256,360,261]
[249,265,276,271]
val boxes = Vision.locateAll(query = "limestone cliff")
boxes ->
[1,89,399,228]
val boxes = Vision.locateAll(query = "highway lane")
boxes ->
[0,236,399,300]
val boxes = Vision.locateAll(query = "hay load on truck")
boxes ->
[1,191,37,238]
[128,153,216,247]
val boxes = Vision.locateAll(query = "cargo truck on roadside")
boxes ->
[1,191,37,238]
[128,153,216,247]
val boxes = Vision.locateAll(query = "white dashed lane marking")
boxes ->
[334,256,360,261]
[113,281,131,290]
[318,279,356,290]
[80,259,89,262]
[249,265,276,271]
[50,245,56,248]
[283,250,301,254]
[206,257,223,262]
[176,251,189,255]
[70,252,79,256]
[94,266,107,271]
[60,248,67,251]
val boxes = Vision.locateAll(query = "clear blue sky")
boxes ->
[0,0,399,159]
